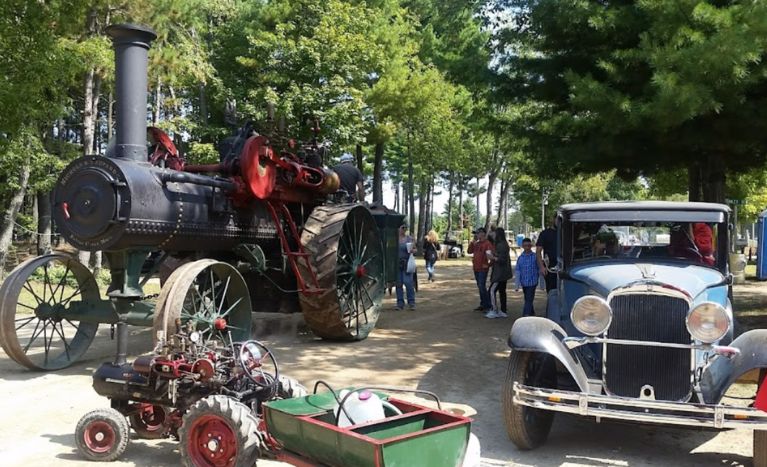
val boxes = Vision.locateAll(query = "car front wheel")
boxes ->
[502,350,557,450]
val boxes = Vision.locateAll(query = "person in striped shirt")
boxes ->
[515,238,539,317]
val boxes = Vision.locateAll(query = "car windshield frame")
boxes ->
[558,207,730,274]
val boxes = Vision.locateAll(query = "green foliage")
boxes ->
[490,0,767,197]
[186,142,220,165]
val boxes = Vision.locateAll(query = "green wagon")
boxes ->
[263,389,473,467]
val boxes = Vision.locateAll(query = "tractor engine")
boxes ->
[92,321,281,412]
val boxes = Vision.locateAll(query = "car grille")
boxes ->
[605,293,692,401]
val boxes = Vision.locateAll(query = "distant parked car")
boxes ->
[503,201,767,453]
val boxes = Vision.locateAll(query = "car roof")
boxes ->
[559,201,730,223]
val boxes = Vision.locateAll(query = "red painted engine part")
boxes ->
[756,372,767,412]
[148,127,184,171]
[152,356,192,379]
[240,135,277,199]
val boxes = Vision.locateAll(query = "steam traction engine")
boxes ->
[0,23,390,372]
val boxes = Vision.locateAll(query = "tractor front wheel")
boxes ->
[75,408,130,462]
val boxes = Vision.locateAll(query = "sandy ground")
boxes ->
[0,259,763,467]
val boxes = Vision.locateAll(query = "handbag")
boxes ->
[406,254,417,274]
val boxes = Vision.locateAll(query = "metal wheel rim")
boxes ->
[0,253,100,370]
[335,208,384,338]
[187,415,238,467]
[83,420,117,454]
[154,260,251,347]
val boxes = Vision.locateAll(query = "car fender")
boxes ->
[508,316,590,393]
[700,329,767,404]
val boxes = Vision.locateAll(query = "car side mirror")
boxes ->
[725,273,734,286]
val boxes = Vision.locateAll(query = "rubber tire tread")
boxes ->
[502,350,555,450]
[277,375,308,399]
[75,408,131,462]
[179,395,261,467]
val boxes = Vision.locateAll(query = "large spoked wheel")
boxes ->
[75,408,130,462]
[0,253,100,370]
[153,260,252,347]
[179,395,261,467]
[502,351,557,450]
[299,205,384,340]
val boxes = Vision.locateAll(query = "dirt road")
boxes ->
[0,259,760,466]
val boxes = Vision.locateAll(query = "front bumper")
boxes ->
[514,382,767,429]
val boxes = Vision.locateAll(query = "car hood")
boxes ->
[567,262,725,300]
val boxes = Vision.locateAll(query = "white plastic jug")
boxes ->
[335,390,385,427]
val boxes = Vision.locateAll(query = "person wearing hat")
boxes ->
[332,152,365,202]
[468,227,495,312]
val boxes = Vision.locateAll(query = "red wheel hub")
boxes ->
[83,420,116,454]
[355,265,367,278]
[188,415,238,467]
[214,318,228,330]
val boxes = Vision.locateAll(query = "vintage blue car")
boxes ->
[503,201,767,451]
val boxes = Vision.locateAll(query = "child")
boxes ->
[515,238,538,317]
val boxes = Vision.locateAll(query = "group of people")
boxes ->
[468,217,558,319]
[394,216,560,317]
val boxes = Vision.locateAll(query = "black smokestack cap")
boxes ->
[105,23,157,162]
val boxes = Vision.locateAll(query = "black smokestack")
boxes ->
[105,23,157,162]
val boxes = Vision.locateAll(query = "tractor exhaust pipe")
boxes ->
[105,23,157,162]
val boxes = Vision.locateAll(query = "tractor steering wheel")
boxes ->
[238,340,279,389]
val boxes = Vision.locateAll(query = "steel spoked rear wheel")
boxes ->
[179,395,261,467]
[0,253,100,370]
[299,205,384,340]
[153,260,252,347]
[502,350,557,450]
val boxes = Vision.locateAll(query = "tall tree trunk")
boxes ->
[445,173,454,241]
[475,177,481,228]
[701,154,726,204]
[355,144,364,173]
[0,164,31,277]
[36,190,52,255]
[402,184,407,217]
[427,178,434,233]
[417,180,427,251]
[372,142,384,204]
[458,182,464,231]
[199,84,208,127]
[153,78,162,125]
[408,144,415,232]
[107,91,114,141]
[496,177,510,228]
[486,171,497,231]
[394,181,399,212]
[82,68,96,155]
[688,161,702,202]
[91,75,102,154]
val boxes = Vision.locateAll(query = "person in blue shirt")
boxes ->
[515,238,539,317]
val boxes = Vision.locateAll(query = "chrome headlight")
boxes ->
[686,302,730,343]
[571,296,612,336]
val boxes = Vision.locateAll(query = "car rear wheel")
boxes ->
[502,350,557,450]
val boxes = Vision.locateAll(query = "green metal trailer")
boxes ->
[263,389,472,467]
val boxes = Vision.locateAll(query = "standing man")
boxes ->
[515,238,539,316]
[536,214,558,293]
[468,227,494,312]
[332,152,365,202]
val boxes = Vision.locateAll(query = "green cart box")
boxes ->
[264,390,472,467]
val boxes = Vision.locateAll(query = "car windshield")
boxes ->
[570,221,721,267]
